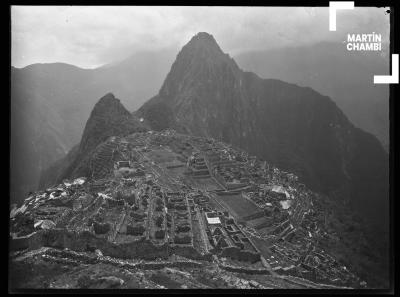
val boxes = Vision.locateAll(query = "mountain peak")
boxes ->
[156,32,239,99]
[100,92,115,99]
[96,92,118,105]
[91,93,128,118]
[184,32,223,54]
[78,93,145,156]
[191,32,217,43]
[50,92,148,182]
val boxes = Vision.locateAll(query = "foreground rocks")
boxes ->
[10,247,343,289]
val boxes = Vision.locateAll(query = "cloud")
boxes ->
[11,6,390,68]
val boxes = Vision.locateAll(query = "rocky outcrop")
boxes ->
[78,93,142,155]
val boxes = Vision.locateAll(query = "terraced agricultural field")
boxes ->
[146,149,177,164]
[186,177,222,191]
[217,194,261,220]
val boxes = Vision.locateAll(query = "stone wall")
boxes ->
[12,228,212,261]
[219,263,271,275]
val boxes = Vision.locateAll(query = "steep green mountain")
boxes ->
[39,93,148,188]
[137,33,389,235]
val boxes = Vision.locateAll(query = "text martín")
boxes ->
[346,33,382,51]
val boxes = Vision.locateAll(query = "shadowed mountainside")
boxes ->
[235,42,389,150]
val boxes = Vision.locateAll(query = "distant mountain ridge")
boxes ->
[10,49,176,203]
[235,42,389,150]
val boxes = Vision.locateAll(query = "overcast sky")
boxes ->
[11,6,390,69]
